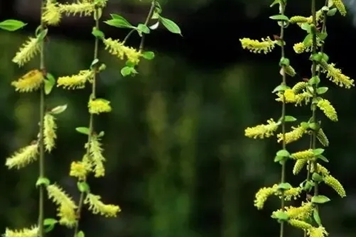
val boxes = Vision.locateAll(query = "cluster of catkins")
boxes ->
[240,0,352,237]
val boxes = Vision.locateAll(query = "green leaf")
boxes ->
[309,76,320,85]
[76,127,90,135]
[92,27,105,39]
[142,51,155,60]
[316,87,328,95]
[44,218,58,233]
[272,84,289,93]
[272,210,289,221]
[137,23,150,34]
[105,15,134,29]
[50,105,67,115]
[312,173,323,182]
[311,195,330,204]
[76,231,85,237]
[313,209,322,226]
[327,8,338,16]
[276,149,290,157]
[310,53,323,62]
[270,0,280,7]
[159,16,182,35]
[77,182,90,193]
[313,148,325,156]
[308,122,320,131]
[121,66,137,77]
[284,115,297,122]
[302,180,315,191]
[279,57,290,66]
[269,14,289,21]
[301,23,311,33]
[278,182,292,190]
[44,79,55,95]
[90,58,100,69]
[36,177,50,187]
[317,155,329,163]
[98,131,105,137]
[0,19,27,31]
[37,28,48,41]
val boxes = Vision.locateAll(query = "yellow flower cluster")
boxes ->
[245,119,279,139]
[239,37,277,54]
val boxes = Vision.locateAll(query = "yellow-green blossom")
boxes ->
[324,174,346,197]
[331,0,347,16]
[307,226,328,237]
[58,2,95,16]
[13,37,40,66]
[277,125,306,144]
[44,113,57,152]
[42,0,61,25]
[88,98,112,114]
[3,226,38,237]
[239,37,276,54]
[84,193,121,217]
[103,38,142,64]
[69,161,88,180]
[322,63,354,88]
[293,159,308,175]
[57,70,94,89]
[5,143,39,169]
[317,99,338,122]
[245,119,279,139]
[11,70,44,92]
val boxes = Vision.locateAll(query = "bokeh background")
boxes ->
[1,0,356,237]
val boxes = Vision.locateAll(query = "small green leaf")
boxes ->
[270,0,280,7]
[327,8,338,16]
[90,58,100,69]
[272,210,289,221]
[276,149,290,157]
[137,23,150,34]
[43,218,58,233]
[313,209,322,226]
[313,148,325,156]
[278,182,292,190]
[301,122,309,129]
[76,231,85,237]
[312,173,323,182]
[142,51,155,60]
[76,127,90,135]
[105,15,134,29]
[279,57,290,66]
[269,14,289,21]
[317,32,328,41]
[272,84,289,93]
[92,27,105,39]
[77,182,90,193]
[309,76,320,85]
[0,19,27,31]
[284,115,297,122]
[301,23,311,33]
[302,180,315,191]
[159,16,182,35]
[310,53,323,62]
[37,29,48,41]
[316,87,328,95]
[44,79,55,95]
[98,131,105,137]
[50,105,67,115]
[36,177,50,187]
[311,195,330,204]
[308,122,320,131]
[317,155,329,163]
[121,66,137,77]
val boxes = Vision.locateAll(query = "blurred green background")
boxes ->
[1,0,356,237]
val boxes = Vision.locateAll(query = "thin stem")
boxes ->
[139,0,156,51]
[73,8,100,237]
[279,2,287,237]
[311,0,319,200]
[123,29,135,44]
[38,1,46,237]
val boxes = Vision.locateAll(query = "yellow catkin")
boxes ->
[290,149,314,160]
[254,186,275,209]
[277,125,306,144]
[245,119,279,139]
[239,37,277,54]
[293,159,308,175]
[288,219,312,230]
[317,99,338,122]
[324,174,346,197]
